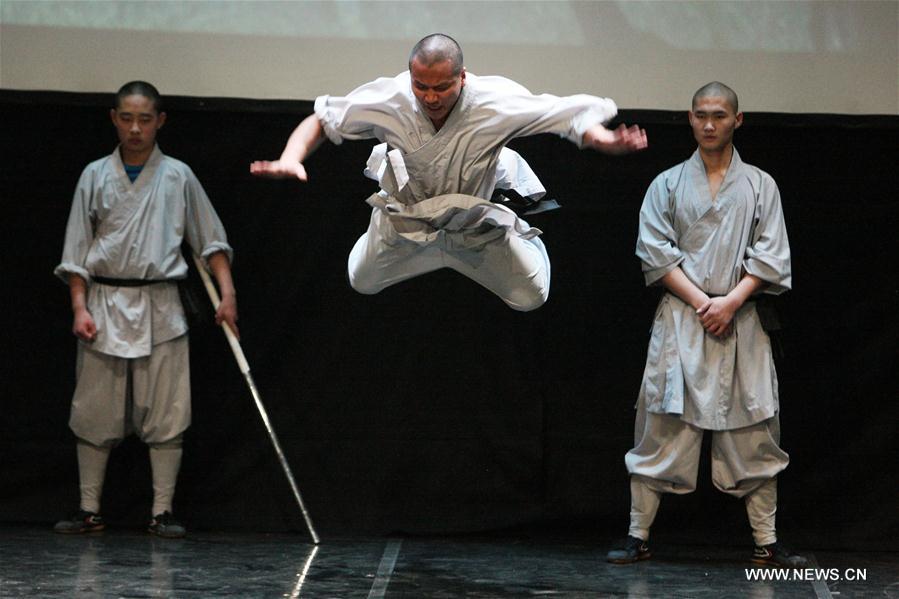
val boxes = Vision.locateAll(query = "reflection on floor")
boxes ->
[0,526,895,598]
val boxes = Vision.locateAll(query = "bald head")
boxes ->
[409,33,464,75]
[692,81,739,113]
[116,80,162,112]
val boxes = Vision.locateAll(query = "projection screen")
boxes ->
[1,0,896,114]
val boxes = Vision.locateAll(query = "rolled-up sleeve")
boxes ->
[476,76,618,147]
[743,174,791,294]
[183,170,233,268]
[636,174,684,286]
[314,76,408,145]
[54,168,96,284]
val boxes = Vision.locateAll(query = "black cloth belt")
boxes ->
[490,188,561,216]
[91,274,208,326]
[92,276,178,287]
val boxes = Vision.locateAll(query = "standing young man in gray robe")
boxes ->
[251,33,647,310]
[54,81,238,538]
[606,82,806,567]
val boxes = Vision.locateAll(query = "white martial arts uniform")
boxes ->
[314,71,618,310]
[625,149,792,546]
[56,144,232,446]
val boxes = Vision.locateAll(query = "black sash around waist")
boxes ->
[92,276,179,287]
[490,188,561,216]
[91,275,209,326]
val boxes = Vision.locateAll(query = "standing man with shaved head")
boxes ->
[54,81,238,538]
[252,33,647,311]
[606,82,806,567]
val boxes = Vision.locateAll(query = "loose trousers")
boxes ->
[624,404,788,546]
[70,335,191,447]
[348,207,550,312]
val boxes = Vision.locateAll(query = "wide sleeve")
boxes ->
[314,75,408,145]
[54,167,97,284]
[182,169,233,268]
[744,173,791,294]
[635,172,684,286]
[477,76,618,148]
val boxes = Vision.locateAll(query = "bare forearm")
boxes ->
[581,124,608,149]
[68,274,88,312]
[207,252,235,298]
[279,114,325,165]
[725,273,765,309]
[660,268,709,311]
[68,274,97,340]
[206,251,239,337]
[250,114,325,180]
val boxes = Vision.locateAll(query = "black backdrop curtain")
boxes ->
[1,90,896,550]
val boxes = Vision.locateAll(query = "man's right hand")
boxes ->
[73,308,97,342]
[249,160,308,181]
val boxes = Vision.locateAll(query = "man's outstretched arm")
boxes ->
[250,114,325,181]
[582,123,648,155]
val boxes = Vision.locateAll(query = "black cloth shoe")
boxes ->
[607,535,651,564]
[54,510,105,534]
[752,542,808,567]
[148,511,186,538]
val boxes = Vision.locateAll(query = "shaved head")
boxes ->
[692,81,739,113]
[116,80,162,112]
[409,33,464,75]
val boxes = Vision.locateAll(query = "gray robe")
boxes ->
[315,71,617,247]
[55,145,232,358]
[635,149,791,430]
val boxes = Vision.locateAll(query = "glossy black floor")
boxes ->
[0,525,895,598]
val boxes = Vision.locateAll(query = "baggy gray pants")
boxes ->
[624,403,788,545]
[70,335,190,447]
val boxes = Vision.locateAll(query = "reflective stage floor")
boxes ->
[0,526,895,598]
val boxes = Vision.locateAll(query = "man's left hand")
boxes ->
[215,293,239,339]
[585,123,649,155]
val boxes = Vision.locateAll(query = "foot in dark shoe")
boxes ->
[607,535,651,564]
[148,511,186,538]
[752,542,808,567]
[54,510,105,534]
